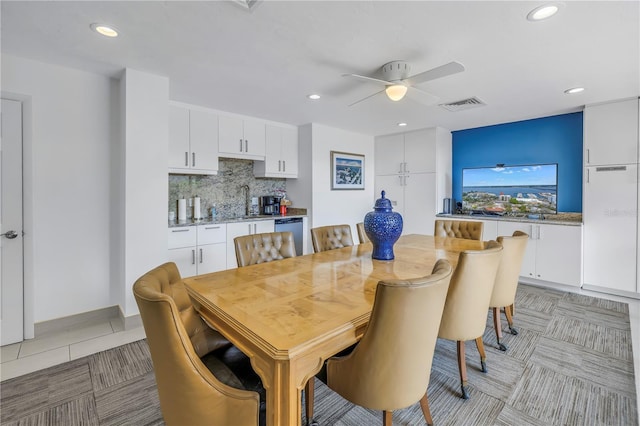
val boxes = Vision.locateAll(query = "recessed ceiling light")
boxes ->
[90,23,119,38]
[564,87,585,94]
[397,122,408,127]
[527,3,561,21]
[307,94,321,100]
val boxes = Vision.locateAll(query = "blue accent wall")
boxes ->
[452,112,583,213]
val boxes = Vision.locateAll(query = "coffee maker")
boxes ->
[259,196,281,215]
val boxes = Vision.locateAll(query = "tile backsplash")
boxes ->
[168,158,286,219]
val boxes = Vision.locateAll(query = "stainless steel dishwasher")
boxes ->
[274,217,303,256]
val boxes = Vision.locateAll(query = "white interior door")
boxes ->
[1,99,24,346]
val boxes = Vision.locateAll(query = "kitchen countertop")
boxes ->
[436,212,582,226]
[169,214,306,228]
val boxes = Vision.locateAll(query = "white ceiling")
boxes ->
[2,1,638,136]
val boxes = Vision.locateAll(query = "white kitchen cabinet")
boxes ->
[254,125,298,178]
[168,224,227,277]
[584,98,639,166]
[168,106,219,174]
[218,115,266,160]
[583,164,638,294]
[375,127,450,235]
[226,219,275,268]
[497,221,582,287]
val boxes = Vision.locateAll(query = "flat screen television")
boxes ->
[461,163,558,215]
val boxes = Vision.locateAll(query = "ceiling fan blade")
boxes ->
[404,61,465,86]
[406,86,440,106]
[348,88,386,107]
[343,73,392,86]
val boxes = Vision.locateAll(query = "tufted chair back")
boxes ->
[234,231,296,267]
[310,224,354,253]
[133,262,259,426]
[434,219,483,240]
[356,222,370,244]
[322,259,453,424]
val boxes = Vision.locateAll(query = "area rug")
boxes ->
[1,284,637,425]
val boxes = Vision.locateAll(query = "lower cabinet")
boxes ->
[497,221,582,287]
[168,224,227,277]
[226,219,275,268]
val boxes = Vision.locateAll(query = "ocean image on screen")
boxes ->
[462,164,557,215]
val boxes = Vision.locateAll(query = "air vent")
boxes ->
[439,97,486,112]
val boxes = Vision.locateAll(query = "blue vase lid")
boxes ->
[374,190,393,212]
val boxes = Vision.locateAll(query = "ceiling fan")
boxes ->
[343,60,465,107]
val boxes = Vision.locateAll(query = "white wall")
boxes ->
[2,55,114,323]
[287,123,375,249]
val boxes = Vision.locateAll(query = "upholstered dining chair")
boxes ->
[356,222,370,244]
[133,262,260,426]
[234,231,296,266]
[310,224,354,253]
[489,231,529,351]
[438,241,503,400]
[434,219,483,240]
[305,259,453,426]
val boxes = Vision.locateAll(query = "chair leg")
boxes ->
[419,392,434,426]
[305,377,315,424]
[492,307,507,351]
[475,337,487,373]
[383,410,393,426]
[456,340,469,399]
[505,304,519,335]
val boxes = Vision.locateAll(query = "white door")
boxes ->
[1,99,24,346]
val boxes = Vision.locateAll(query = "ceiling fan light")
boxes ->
[385,85,408,101]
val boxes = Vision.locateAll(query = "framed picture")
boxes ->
[331,151,365,190]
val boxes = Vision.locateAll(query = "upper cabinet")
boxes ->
[169,106,219,175]
[254,125,298,178]
[584,98,639,166]
[375,128,437,176]
[218,115,266,161]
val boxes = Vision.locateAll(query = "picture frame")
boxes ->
[331,151,365,190]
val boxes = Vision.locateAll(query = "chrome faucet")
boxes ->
[241,185,250,216]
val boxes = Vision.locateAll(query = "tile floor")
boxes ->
[1,286,639,420]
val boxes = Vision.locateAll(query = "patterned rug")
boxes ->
[1,284,637,425]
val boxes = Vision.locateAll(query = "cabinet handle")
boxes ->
[278,160,281,172]
[204,226,220,230]
[171,229,190,233]
[191,249,195,265]
[192,152,196,167]
[586,149,590,164]
[398,164,403,174]
[239,139,243,152]
[283,160,286,172]
[586,168,590,183]
[248,224,252,233]
[184,152,188,167]
[405,163,410,174]
[245,140,249,152]
[253,224,257,233]
[199,248,203,264]
[398,175,403,186]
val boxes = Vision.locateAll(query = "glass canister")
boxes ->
[363,190,403,260]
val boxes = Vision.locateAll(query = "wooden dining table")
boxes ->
[184,234,484,426]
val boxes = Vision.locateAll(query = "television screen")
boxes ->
[462,164,557,215]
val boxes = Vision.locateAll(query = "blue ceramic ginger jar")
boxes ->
[364,190,403,260]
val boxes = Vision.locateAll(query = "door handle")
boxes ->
[1,230,18,239]
[199,248,203,263]
[192,152,196,167]
[239,139,243,152]
[191,249,196,265]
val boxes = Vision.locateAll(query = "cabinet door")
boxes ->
[404,128,436,173]
[218,115,244,155]
[280,127,298,177]
[536,224,582,287]
[497,221,536,278]
[403,173,436,235]
[168,227,197,249]
[255,219,275,234]
[189,109,219,172]
[243,119,266,157]
[583,164,638,292]
[168,106,190,169]
[197,224,226,245]
[198,243,227,274]
[168,247,197,277]
[584,98,639,166]
[264,125,282,174]
[375,133,405,176]
[226,222,254,268]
